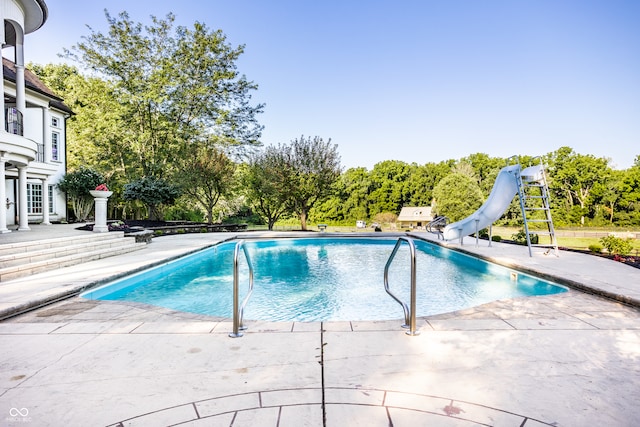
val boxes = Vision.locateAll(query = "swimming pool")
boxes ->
[81,237,566,321]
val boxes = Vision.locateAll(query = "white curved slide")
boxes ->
[442,164,520,241]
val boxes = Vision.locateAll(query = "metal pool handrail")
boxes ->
[229,240,255,338]
[384,236,420,336]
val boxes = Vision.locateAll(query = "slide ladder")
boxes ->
[516,158,558,257]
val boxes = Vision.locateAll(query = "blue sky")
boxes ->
[23,0,640,170]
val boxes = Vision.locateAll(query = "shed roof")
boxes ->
[397,207,433,222]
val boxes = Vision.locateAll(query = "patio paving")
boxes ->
[0,226,639,426]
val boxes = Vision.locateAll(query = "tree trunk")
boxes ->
[300,209,308,231]
[207,205,214,224]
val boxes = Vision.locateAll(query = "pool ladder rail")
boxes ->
[230,237,420,337]
[229,240,255,338]
[426,216,449,239]
[384,237,420,336]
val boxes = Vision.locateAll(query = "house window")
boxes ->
[48,185,54,214]
[27,183,43,214]
[51,117,59,127]
[51,131,59,161]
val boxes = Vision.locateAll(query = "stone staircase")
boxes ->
[0,232,147,282]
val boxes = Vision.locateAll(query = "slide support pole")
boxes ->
[489,225,493,247]
[475,219,480,247]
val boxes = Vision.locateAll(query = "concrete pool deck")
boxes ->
[0,225,639,426]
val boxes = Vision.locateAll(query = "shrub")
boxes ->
[56,167,104,221]
[588,244,602,253]
[164,204,205,222]
[511,229,538,245]
[599,235,633,255]
[123,176,181,220]
[491,235,502,242]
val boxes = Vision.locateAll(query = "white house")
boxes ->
[397,206,433,230]
[1,0,71,232]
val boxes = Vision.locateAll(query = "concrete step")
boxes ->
[0,233,147,282]
[0,232,123,257]
[0,232,130,268]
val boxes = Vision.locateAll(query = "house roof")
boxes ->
[397,206,433,222]
[3,58,73,115]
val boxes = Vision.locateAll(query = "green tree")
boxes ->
[56,167,104,221]
[432,173,484,221]
[403,161,454,207]
[287,136,342,230]
[596,169,624,224]
[547,147,610,226]
[368,160,411,215]
[179,146,236,224]
[241,147,293,230]
[123,176,181,220]
[340,167,372,221]
[618,157,640,225]
[64,11,263,179]
[460,153,506,195]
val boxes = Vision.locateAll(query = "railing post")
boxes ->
[408,240,417,336]
[384,237,420,336]
[229,240,254,338]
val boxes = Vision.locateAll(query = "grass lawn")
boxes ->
[490,226,640,255]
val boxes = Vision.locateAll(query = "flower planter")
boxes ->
[89,190,113,199]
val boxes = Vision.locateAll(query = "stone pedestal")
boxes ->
[90,191,113,233]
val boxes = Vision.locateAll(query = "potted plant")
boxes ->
[90,184,113,198]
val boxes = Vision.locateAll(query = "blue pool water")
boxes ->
[81,237,567,321]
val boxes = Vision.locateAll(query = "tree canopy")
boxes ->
[432,173,484,221]
[61,10,263,182]
[241,136,341,230]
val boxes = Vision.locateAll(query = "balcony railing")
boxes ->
[5,107,24,136]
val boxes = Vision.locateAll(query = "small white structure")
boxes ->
[397,207,433,230]
[1,0,72,231]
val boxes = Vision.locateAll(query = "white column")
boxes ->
[0,157,10,233]
[41,178,51,225]
[15,37,26,118]
[17,166,30,231]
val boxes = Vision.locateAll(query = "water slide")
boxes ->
[442,164,521,241]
